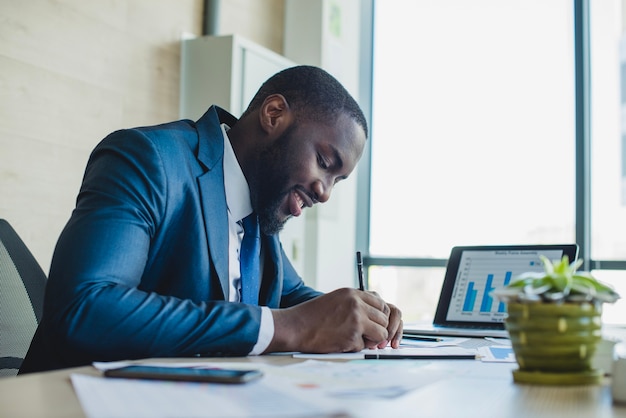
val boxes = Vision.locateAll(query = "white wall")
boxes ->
[284,0,364,291]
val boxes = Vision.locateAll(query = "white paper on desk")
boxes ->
[71,372,341,418]
[293,346,476,360]
[276,359,448,399]
[478,345,516,363]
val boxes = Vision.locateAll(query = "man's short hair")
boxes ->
[241,65,368,139]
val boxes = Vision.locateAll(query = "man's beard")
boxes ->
[250,125,298,236]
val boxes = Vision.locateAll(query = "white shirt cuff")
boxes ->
[249,306,274,355]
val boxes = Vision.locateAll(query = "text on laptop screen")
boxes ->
[446,249,565,323]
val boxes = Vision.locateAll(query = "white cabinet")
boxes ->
[179,34,308,278]
[180,34,295,119]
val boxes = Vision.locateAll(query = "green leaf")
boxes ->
[493,254,621,304]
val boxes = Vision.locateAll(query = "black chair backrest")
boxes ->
[0,219,47,377]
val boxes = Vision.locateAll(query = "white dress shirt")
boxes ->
[221,123,273,355]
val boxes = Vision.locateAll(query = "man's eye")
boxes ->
[317,154,329,169]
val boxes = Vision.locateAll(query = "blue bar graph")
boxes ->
[463,282,477,311]
[497,271,512,312]
[461,271,512,313]
[480,274,495,312]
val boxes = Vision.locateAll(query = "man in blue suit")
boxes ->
[20,66,403,373]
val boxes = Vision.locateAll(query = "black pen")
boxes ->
[356,251,365,291]
[364,353,476,360]
[402,335,443,342]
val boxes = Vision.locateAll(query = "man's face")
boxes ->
[250,113,366,235]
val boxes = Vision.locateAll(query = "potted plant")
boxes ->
[493,255,620,385]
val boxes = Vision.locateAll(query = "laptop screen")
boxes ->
[433,244,579,329]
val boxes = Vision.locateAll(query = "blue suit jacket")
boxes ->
[20,106,321,373]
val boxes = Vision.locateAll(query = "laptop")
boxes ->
[404,244,579,339]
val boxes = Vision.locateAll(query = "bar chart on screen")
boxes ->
[447,249,563,322]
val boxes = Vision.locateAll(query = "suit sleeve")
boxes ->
[277,246,323,308]
[44,129,261,366]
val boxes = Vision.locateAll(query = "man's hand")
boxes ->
[379,300,403,349]
[266,288,403,353]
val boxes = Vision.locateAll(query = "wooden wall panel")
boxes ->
[0,55,122,150]
[0,0,204,270]
[218,0,286,54]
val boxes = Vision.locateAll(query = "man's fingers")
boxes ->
[362,300,389,329]
[362,321,390,348]
[359,290,390,314]
[389,319,403,348]
[387,305,403,349]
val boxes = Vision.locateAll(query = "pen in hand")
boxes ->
[356,251,365,291]
[356,251,399,350]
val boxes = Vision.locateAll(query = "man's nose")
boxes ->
[312,179,333,203]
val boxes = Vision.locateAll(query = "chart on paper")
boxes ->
[447,249,564,322]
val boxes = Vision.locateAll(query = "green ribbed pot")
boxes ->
[505,302,603,385]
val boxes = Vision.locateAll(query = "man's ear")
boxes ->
[259,94,293,136]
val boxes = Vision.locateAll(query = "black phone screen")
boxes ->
[104,365,263,384]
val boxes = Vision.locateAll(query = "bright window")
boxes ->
[367,0,626,324]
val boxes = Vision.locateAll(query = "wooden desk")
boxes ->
[1,355,626,418]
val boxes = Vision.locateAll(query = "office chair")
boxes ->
[0,219,47,377]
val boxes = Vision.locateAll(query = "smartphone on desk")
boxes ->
[104,365,263,384]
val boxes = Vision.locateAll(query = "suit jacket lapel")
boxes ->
[195,106,239,300]
[197,172,229,299]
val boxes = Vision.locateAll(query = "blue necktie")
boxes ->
[240,213,260,305]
